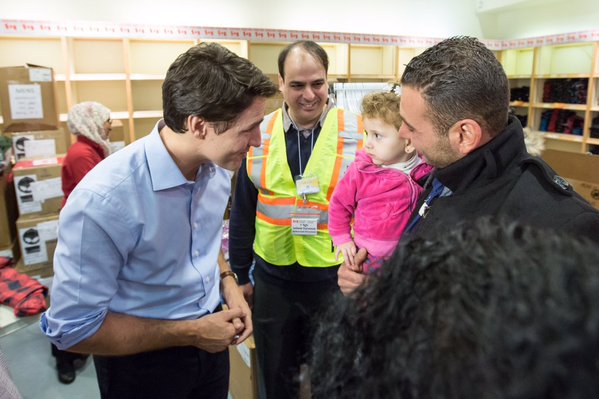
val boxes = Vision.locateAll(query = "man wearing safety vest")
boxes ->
[228,40,364,398]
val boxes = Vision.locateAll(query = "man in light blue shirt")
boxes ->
[41,43,278,399]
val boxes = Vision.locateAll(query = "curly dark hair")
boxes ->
[400,36,509,138]
[310,217,599,399]
[163,42,277,134]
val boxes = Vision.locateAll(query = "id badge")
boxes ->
[295,175,320,196]
[291,205,320,236]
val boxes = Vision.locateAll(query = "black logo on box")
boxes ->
[22,228,41,254]
[14,137,30,160]
[16,176,35,203]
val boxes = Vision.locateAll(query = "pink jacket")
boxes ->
[329,150,432,258]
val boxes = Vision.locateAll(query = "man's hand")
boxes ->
[239,282,254,309]
[192,308,247,352]
[337,247,368,295]
[221,278,253,345]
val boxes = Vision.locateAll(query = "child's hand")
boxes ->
[335,241,358,271]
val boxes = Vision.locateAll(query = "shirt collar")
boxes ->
[282,100,334,133]
[144,119,192,191]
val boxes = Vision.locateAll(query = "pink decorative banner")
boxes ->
[1,19,598,49]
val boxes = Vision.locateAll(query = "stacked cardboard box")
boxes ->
[11,128,69,161]
[229,335,259,399]
[12,157,63,217]
[0,162,19,261]
[0,64,59,133]
[12,157,64,276]
[542,149,599,210]
[15,212,59,277]
[0,64,63,275]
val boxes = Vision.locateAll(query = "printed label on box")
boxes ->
[38,220,59,241]
[14,174,42,214]
[32,157,58,166]
[19,226,48,265]
[8,84,44,120]
[29,68,52,82]
[24,139,57,158]
[0,247,13,259]
[236,341,251,368]
[31,177,62,202]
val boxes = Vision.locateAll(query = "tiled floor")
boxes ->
[0,306,237,399]
[0,309,100,398]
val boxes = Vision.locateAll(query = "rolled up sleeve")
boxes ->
[40,188,134,350]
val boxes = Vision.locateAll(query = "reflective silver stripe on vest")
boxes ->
[337,115,362,178]
[249,112,277,185]
[257,202,329,225]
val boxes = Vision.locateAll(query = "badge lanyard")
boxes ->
[297,127,314,178]
[292,123,320,236]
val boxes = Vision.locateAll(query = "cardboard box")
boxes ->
[0,64,59,133]
[229,336,259,399]
[12,157,64,216]
[0,163,18,247]
[10,128,69,160]
[15,212,58,275]
[541,149,599,209]
[0,239,20,263]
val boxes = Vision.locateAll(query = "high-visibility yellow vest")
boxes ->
[247,107,364,266]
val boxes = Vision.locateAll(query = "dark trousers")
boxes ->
[253,269,339,399]
[93,346,229,399]
[51,343,88,365]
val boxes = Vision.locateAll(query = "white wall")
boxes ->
[0,0,484,38]
[480,0,599,39]
[2,0,598,40]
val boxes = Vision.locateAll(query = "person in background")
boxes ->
[329,92,431,274]
[337,36,599,294]
[228,40,364,398]
[41,43,278,398]
[311,217,599,398]
[61,101,112,206]
[51,101,113,384]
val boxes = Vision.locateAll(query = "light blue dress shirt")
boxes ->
[41,121,232,350]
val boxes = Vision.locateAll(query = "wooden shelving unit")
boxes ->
[501,42,599,154]
[1,33,599,155]
[0,37,404,141]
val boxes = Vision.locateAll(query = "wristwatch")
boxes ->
[220,270,239,285]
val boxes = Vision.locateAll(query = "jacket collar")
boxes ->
[435,116,528,193]
[76,135,106,159]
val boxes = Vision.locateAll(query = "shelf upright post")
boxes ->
[122,38,136,143]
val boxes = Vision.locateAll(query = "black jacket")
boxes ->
[406,117,599,245]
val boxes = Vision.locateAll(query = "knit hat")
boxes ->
[67,101,112,156]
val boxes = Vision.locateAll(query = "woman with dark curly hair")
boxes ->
[311,218,599,399]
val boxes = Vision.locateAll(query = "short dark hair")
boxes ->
[278,40,329,80]
[163,42,278,134]
[310,217,599,398]
[401,36,509,137]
